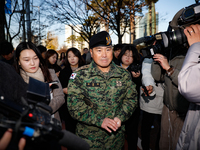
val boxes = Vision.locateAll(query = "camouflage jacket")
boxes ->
[67,60,137,149]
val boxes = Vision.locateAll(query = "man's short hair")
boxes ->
[0,41,14,55]
[83,48,88,51]
[37,45,47,54]
[113,44,123,51]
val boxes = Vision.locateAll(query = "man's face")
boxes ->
[2,50,14,60]
[84,48,88,54]
[90,46,113,72]
[114,49,121,59]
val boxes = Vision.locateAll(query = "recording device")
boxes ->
[0,77,90,150]
[49,80,59,84]
[142,85,149,96]
[134,1,200,58]
[129,63,142,73]
[139,29,187,57]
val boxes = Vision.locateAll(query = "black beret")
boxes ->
[89,31,112,48]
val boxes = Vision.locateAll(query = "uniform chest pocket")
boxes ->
[107,80,127,98]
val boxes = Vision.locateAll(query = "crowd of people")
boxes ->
[1,23,200,150]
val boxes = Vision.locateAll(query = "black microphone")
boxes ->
[58,130,90,150]
[133,36,155,45]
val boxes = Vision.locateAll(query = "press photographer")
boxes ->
[133,1,200,149]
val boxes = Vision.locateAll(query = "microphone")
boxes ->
[58,130,90,150]
[133,36,155,45]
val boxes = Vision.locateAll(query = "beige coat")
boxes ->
[49,69,65,122]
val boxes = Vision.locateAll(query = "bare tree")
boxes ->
[43,0,101,43]
[85,0,128,44]
[85,0,145,44]
[4,0,24,43]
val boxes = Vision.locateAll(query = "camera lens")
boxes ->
[169,29,187,46]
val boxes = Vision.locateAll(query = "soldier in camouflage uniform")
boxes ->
[67,31,138,149]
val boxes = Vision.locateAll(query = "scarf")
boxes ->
[20,67,45,83]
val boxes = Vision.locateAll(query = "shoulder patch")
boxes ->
[75,65,90,72]
[70,73,77,79]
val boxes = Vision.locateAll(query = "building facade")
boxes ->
[64,25,89,51]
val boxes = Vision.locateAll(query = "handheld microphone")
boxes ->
[133,36,155,45]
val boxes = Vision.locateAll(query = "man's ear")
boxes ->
[90,49,93,58]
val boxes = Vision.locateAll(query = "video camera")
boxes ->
[0,77,89,150]
[129,63,142,73]
[134,1,200,58]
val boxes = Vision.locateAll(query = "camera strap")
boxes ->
[13,107,29,142]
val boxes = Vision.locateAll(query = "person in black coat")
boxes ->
[59,47,85,134]
[118,44,142,150]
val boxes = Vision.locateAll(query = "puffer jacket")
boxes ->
[140,58,164,114]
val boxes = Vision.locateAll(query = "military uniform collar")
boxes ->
[89,60,122,78]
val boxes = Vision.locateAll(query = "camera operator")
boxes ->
[151,36,189,149]
[176,24,200,150]
[0,61,28,149]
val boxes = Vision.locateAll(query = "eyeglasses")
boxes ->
[124,54,133,58]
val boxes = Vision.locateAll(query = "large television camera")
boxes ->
[134,1,200,58]
[0,77,89,150]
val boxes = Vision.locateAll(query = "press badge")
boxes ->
[70,73,77,79]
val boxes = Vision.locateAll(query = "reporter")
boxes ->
[45,49,61,77]
[14,42,65,150]
[177,24,200,150]
[140,58,164,150]
[14,42,65,122]
[58,47,85,134]
[118,44,141,150]
[151,35,189,149]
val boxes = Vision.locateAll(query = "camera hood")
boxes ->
[170,2,200,30]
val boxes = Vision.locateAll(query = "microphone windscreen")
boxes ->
[58,130,90,150]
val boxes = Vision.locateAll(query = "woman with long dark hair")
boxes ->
[58,47,85,134]
[57,52,66,69]
[45,49,61,77]
[15,42,65,121]
[14,41,65,150]
[118,44,142,150]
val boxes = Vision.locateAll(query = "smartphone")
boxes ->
[49,80,59,84]
[142,85,149,96]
